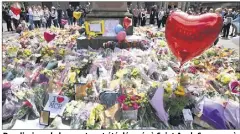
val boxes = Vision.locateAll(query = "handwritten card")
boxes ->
[182,109,193,122]
[89,23,101,32]
[44,93,69,118]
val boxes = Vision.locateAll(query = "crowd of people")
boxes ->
[2,4,90,33]
[128,4,239,41]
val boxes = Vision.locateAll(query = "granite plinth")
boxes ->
[77,35,145,50]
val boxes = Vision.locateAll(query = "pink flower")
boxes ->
[23,100,32,108]
[130,95,137,101]
[117,95,127,104]
[122,104,129,110]
[132,102,140,110]
[188,66,197,74]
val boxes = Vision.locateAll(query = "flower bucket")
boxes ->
[122,109,138,120]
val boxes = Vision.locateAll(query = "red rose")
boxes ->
[117,95,127,104]
[132,102,140,110]
[23,100,32,108]
[122,104,129,110]
[130,95,137,101]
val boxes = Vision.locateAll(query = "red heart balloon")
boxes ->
[44,32,56,43]
[61,19,68,25]
[165,11,222,66]
[123,17,132,29]
[57,96,64,103]
[10,6,21,16]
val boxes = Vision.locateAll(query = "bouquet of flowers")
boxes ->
[117,94,142,111]
[117,94,144,120]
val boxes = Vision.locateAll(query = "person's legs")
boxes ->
[37,20,41,28]
[12,19,18,30]
[226,24,231,38]
[54,19,58,27]
[70,17,73,25]
[7,20,13,31]
[222,25,227,37]
[34,21,37,28]
[159,20,162,28]
[58,18,62,28]
[47,18,51,28]
[230,24,235,36]
[134,17,137,27]
[214,37,219,45]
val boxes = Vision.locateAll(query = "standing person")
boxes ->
[213,8,223,46]
[157,7,164,29]
[44,7,51,28]
[138,6,142,26]
[209,8,214,13]
[150,6,156,25]
[3,7,13,31]
[230,10,238,37]
[140,8,146,26]
[66,4,74,26]
[222,9,234,39]
[75,6,80,25]
[9,8,20,31]
[162,11,167,27]
[133,5,139,27]
[38,6,44,28]
[57,5,64,28]
[20,7,26,21]
[28,6,34,30]
[79,6,85,26]
[33,6,41,28]
[51,6,58,27]
[129,4,133,14]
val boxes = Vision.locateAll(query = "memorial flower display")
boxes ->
[2,25,240,130]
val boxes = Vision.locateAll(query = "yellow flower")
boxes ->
[3,67,6,72]
[174,85,185,96]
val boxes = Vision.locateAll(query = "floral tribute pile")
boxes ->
[2,26,240,129]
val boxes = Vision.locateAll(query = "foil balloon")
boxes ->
[116,31,126,42]
[114,24,124,34]
[73,12,82,20]
[44,32,56,43]
[10,3,21,16]
[123,17,132,29]
[165,11,223,66]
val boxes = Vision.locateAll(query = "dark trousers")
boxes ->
[141,18,146,26]
[58,18,63,28]
[12,18,19,30]
[34,20,41,28]
[138,16,141,26]
[53,19,58,27]
[6,20,13,31]
[47,18,51,28]
[133,16,138,27]
[157,19,163,28]
[214,37,219,45]
[222,23,231,38]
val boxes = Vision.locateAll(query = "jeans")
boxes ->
[53,19,58,27]
[34,20,41,28]
[223,23,231,38]
[157,19,163,28]
[68,17,73,25]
